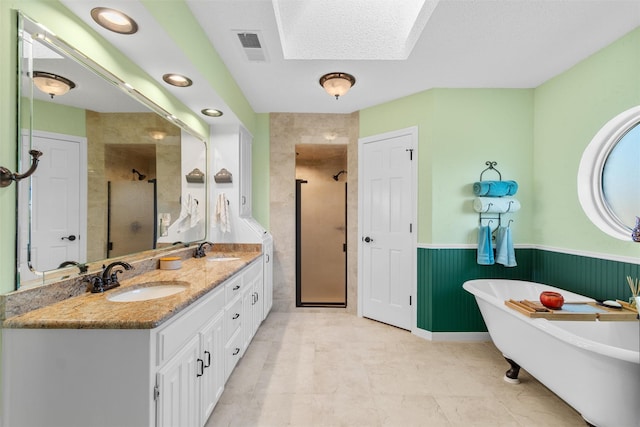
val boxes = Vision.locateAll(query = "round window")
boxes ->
[578,106,640,241]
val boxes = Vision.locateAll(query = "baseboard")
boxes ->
[413,327,491,342]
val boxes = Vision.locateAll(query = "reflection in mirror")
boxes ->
[17,13,207,288]
[602,122,639,229]
[578,105,640,241]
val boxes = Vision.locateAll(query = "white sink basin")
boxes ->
[207,256,241,262]
[107,281,189,302]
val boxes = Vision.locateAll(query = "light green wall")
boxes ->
[533,27,640,258]
[361,89,534,245]
[31,100,86,136]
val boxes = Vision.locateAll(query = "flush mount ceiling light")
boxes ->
[201,108,223,117]
[90,7,138,35]
[319,72,356,100]
[162,73,193,87]
[33,71,76,98]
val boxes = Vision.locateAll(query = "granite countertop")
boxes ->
[2,250,261,330]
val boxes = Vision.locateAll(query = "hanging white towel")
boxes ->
[215,192,231,233]
[175,193,199,233]
[473,197,521,214]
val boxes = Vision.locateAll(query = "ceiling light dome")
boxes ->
[91,7,138,34]
[319,72,356,100]
[201,108,223,117]
[33,71,76,98]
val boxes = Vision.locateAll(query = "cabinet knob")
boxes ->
[232,313,240,320]
[196,358,204,377]
[204,350,211,368]
[233,285,240,291]
[232,348,240,356]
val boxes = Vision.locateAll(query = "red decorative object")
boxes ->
[539,291,564,309]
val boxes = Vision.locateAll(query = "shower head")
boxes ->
[333,170,347,181]
[132,168,146,180]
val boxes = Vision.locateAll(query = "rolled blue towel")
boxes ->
[473,180,518,197]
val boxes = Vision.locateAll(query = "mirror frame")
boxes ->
[578,105,639,241]
[16,11,208,289]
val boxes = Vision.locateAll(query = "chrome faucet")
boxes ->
[86,261,134,293]
[194,241,214,258]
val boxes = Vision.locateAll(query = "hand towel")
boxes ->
[175,193,199,233]
[477,225,495,265]
[495,226,517,267]
[473,197,521,213]
[473,180,518,197]
[215,192,231,233]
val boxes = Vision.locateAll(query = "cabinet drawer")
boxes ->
[224,328,243,381]
[225,297,243,342]
[224,275,243,303]
[156,286,224,366]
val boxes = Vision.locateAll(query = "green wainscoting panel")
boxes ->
[418,247,639,333]
[533,251,640,303]
[417,248,533,332]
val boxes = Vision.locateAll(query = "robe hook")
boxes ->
[0,150,43,188]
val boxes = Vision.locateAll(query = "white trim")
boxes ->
[358,126,418,330]
[416,242,640,265]
[577,106,639,241]
[413,328,491,342]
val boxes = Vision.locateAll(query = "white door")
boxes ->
[20,131,84,277]
[359,128,417,330]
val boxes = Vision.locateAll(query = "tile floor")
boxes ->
[206,311,585,427]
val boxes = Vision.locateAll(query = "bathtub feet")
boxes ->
[503,358,521,384]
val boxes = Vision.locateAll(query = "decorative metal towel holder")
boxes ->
[0,150,43,188]
[476,161,515,230]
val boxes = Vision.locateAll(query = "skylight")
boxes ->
[272,0,439,60]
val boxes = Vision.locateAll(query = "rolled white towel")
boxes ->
[473,197,521,213]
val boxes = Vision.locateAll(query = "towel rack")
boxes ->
[475,161,515,232]
[479,161,501,181]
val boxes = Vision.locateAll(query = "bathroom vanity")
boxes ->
[2,250,269,427]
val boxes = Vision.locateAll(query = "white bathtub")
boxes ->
[463,279,639,427]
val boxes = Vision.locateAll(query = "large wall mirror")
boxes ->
[17,13,208,288]
[578,105,640,241]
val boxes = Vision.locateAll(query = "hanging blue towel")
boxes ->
[495,226,517,267]
[473,180,518,197]
[477,225,494,265]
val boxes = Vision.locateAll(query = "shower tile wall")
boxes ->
[270,113,359,313]
[86,111,180,260]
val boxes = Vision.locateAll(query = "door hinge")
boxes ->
[406,148,414,160]
[153,384,160,401]
[409,295,412,306]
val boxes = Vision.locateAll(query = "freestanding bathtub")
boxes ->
[463,279,639,427]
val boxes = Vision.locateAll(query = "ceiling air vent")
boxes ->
[234,31,268,62]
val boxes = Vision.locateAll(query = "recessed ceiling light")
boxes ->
[201,108,223,117]
[91,7,138,35]
[162,73,193,87]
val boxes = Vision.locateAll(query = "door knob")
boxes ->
[363,236,373,243]
[61,235,77,241]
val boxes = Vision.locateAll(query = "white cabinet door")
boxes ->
[199,312,224,423]
[157,335,201,427]
[239,126,252,217]
[263,236,273,319]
